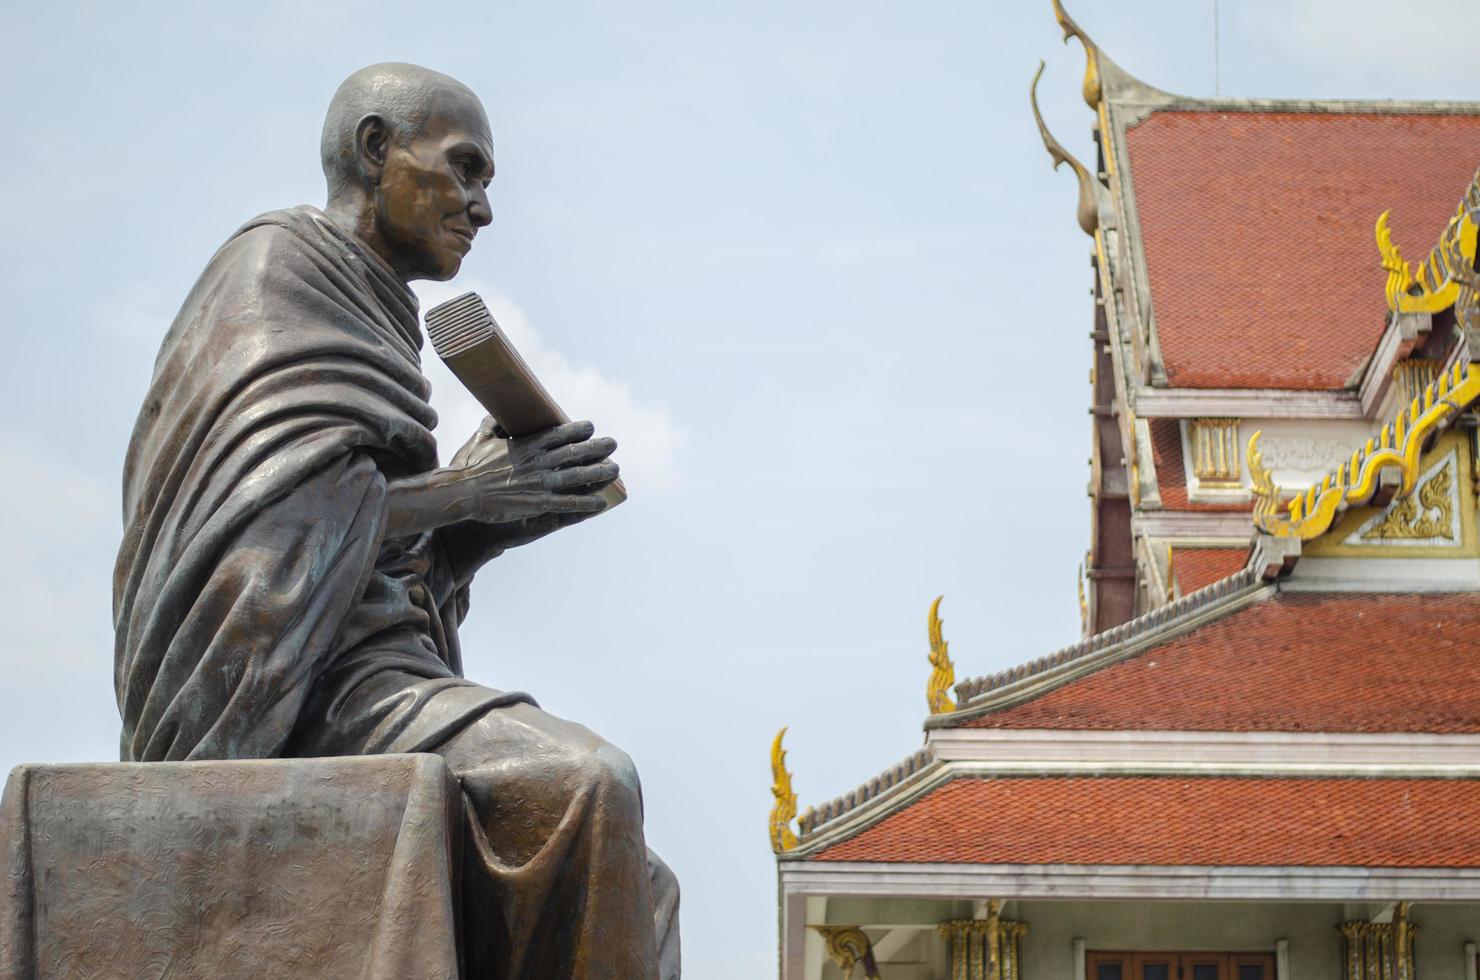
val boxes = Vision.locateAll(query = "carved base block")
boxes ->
[0,755,463,980]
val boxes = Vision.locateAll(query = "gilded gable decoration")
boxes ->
[1360,456,1455,542]
[1251,362,1480,540]
[1189,418,1242,488]
[1376,169,1480,316]
[927,595,957,714]
[1305,432,1477,558]
[769,727,799,853]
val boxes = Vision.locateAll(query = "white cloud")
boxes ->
[414,280,686,493]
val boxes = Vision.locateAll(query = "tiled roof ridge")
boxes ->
[953,563,1262,705]
[796,744,936,840]
[1117,97,1480,115]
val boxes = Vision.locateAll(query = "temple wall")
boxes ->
[808,898,1480,980]
[1019,900,1477,980]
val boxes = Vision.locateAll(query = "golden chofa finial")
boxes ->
[1052,0,1102,108]
[927,596,956,714]
[769,727,799,853]
[1030,61,1099,237]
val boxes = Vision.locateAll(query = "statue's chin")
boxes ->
[412,259,462,284]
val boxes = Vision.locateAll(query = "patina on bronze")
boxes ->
[111,63,679,978]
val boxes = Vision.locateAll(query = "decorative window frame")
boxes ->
[1181,418,1251,504]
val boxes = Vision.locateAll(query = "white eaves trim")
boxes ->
[926,729,1480,773]
[1135,388,1365,419]
[780,861,1480,902]
[1132,511,1256,540]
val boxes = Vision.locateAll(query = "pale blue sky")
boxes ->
[1,1,1474,975]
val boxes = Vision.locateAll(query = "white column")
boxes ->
[1075,937,1087,980]
[1276,939,1290,980]
[802,896,827,980]
[1463,940,1476,980]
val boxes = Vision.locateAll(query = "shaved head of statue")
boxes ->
[321,62,495,282]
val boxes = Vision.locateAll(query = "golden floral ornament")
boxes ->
[1361,457,1455,541]
[927,595,956,714]
[1251,362,1480,540]
[769,727,799,853]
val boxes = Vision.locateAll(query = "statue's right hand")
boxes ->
[455,420,618,523]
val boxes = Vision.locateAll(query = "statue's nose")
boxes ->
[469,186,492,228]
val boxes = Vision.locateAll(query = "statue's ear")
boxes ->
[353,113,389,183]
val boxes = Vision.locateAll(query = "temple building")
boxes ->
[771,5,1480,979]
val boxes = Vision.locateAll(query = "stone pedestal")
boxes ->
[0,754,462,980]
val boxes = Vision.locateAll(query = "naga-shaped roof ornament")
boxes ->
[769,727,799,852]
[1030,61,1100,237]
[1250,361,1480,540]
[926,595,956,714]
[1376,169,1480,321]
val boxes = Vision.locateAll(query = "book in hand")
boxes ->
[424,292,626,511]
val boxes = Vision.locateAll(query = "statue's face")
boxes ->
[375,89,494,281]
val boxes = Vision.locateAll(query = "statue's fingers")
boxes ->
[541,492,607,514]
[529,420,595,451]
[545,462,618,490]
[540,437,617,469]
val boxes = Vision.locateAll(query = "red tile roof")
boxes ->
[1150,420,1252,512]
[1171,547,1247,594]
[1124,110,1480,390]
[962,592,1480,732]
[811,776,1480,866]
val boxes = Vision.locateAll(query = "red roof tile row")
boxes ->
[963,592,1480,733]
[1171,547,1247,594]
[1123,110,1480,390]
[812,775,1480,867]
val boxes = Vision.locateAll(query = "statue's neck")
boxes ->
[323,195,410,285]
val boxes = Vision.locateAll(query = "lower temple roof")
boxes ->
[810,775,1480,867]
[959,591,1480,733]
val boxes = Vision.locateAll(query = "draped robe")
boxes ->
[114,205,526,763]
[111,207,679,979]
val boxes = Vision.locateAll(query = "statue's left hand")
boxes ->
[449,416,506,469]
[438,416,612,574]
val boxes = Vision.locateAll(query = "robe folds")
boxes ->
[111,206,680,978]
[113,205,524,763]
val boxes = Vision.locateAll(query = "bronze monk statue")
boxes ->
[112,62,679,978]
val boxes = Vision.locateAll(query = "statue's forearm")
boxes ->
[384,468,481,538]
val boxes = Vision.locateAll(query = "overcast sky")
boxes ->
[2,1,1475,975]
